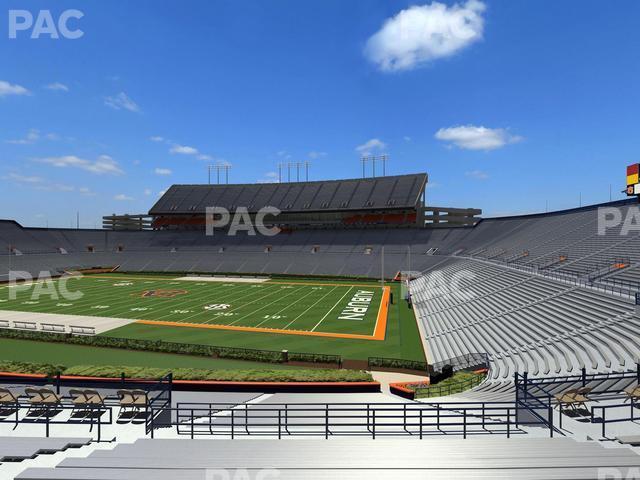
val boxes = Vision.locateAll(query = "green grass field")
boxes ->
[0,274,384,337]
[0,273,426,366]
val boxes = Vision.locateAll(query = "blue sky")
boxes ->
[1,0,639,227]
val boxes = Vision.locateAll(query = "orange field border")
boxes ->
[135,286,391,341]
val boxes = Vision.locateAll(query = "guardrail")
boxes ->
[0,402,113,441]
[148,401,521,439]
[413,374,485,399]
[590,400,639,438]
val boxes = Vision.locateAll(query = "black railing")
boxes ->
[431,353,490,374]
[413,374,486,398]
[148,401,521,439]
[515,366,640,436]
[0,402,113,441]
[145,373,173,435]
[590,400,639,438]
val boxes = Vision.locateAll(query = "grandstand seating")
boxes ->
[15,437,640,479]
[411,257,638,388]
[2,196,640,389]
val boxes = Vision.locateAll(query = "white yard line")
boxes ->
[253,287,323,328]
[226,286,306,326]
[281,286,340,330]
[310,286,354,332]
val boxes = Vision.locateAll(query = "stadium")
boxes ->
[4,1,640,478]
[1,165,640,478]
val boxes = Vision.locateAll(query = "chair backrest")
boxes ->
[84,389,105,403]
[0,387,17,401]
[39,388,61,401]
[131,389,149,403]
[25,387,43,401]
[117,389,135,403]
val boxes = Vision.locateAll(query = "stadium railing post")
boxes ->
[507,409,511,439]
[463,410,467,439]
[419,408,423,439]
[245,404,249,434]
[278,409,281,440]
[548,404,554,438]
[403,404,407,433]
[372,409,376,440]
[559,403,563,431]
[149,407,154,439]
[581,367,587,387]
[325,404,329,440]
[231,409,235,440]
[190,409,194,439]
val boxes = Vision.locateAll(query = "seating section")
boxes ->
[411,258,639,385]
[0,437,90,462]
[15,438,640,480]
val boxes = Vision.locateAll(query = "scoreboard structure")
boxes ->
[627,164,640,196]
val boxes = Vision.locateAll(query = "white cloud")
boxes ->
[114,193,134,201]
[257,171,279,184]
[6,129,41,145]
[149,136,164,142]
[45,82,69,92]
[0,80,30,97]
[3,172,77,192]
[170,144,199,155]
[465,169,489,180]
[356,138,387,155]
[435,125,523,151]
[5,129,60,145]
[308,151,327,159]
[79,187,95,195]
[144,188,152,196]
[365,0,485,72]
[277,150,292,160]
[155,168,172,176]
[38,155,124,175]
[104,92,140,113]
[3,172,44,184]
[197,154,212,161]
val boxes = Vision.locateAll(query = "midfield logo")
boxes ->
[138,289,188,298]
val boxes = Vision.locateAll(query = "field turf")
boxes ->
[0,274,386,338]
[0,274,426,364]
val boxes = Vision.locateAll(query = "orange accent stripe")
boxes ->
[135,285,391,341]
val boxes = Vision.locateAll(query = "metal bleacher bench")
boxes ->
[12,321,37,330]
[69,325,96,336]
[40,323,66,333]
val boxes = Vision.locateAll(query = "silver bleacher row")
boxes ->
[460,200,640,283]
[15,437,640,480]
[410,258,639,392]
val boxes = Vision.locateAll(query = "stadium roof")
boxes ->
[149,173,427,215]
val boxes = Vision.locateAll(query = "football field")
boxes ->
[0,274,389,340]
